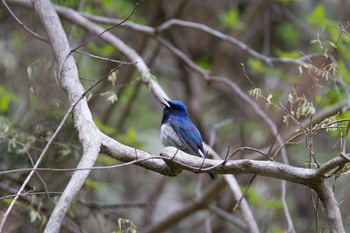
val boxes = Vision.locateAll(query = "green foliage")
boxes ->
[94,117,117,135]
[0,86,17,113]
[2,198,19,206]
[0,116,39,157]
[306,3,338,41]
[305,3,350,61]
[112,0,136,19]
[117,128,144,149]
[84,177,107,190]
[247,58,282,76]
[315,88,344,108]
[29,208,46,228]
[275,23,299,47]
[87,43,116,58]
[218,7,245,30]
[83,0,145,24]
[112,218,137,233]
[96,154,117,166]
[245,187,283,210]
[338,60,350,83]
[11,31,23,50]
[274,49,301,59]
[267,225,284,233]
[51,0,79,8]
[0,116,11,137]
[195,57,211,70]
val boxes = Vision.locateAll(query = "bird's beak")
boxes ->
[161,98,170,108]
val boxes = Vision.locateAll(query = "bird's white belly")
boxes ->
[160,124,184,148]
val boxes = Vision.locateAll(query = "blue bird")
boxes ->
[160,99,214,179]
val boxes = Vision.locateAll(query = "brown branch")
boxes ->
[143,178,226,233]
[76,199,146,209]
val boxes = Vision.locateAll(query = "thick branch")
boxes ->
[160,147,347,186]
[32,1,101,233]
[100,134,181,176]
[312,180,345,233]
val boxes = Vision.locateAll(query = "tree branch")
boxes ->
[312,180,345,233]
[31,1,101,233]
[143,178,227,233]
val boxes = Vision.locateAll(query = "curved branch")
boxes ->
[159,147,347,185]
[31,1,101,233]
[1,0,47,42]
[100,134,181,176]
[312,180,345,233]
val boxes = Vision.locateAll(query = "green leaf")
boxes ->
[2,198,20,206]
[84,178,107,190]
[219,8,245,30]
[96,155,117,165]
[248,58,264,72]
[117,128,144,149]
[306,3,338,41]
[267,225,285,233]
[0,85,18,112]
[195,57,211,70]
[245,187,283,209]
[274,49,301,59]
[275,23,299,47]
[94,117,117,135]
[338,60,350,83]
[311,4,325,20]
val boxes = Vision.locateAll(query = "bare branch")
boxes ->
[30,1,101,233]
[312,180,345,232]
[143,178,226,233]
[0,84,79,232]
[1,0,47,42]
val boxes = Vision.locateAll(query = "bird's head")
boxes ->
[162,98,188,117]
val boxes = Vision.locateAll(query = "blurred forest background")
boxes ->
[1,0,350,232]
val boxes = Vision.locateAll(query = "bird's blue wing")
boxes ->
[168,116,206,158]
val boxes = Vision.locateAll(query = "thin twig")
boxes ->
[0,100,76,232]
[1,0,47,42]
